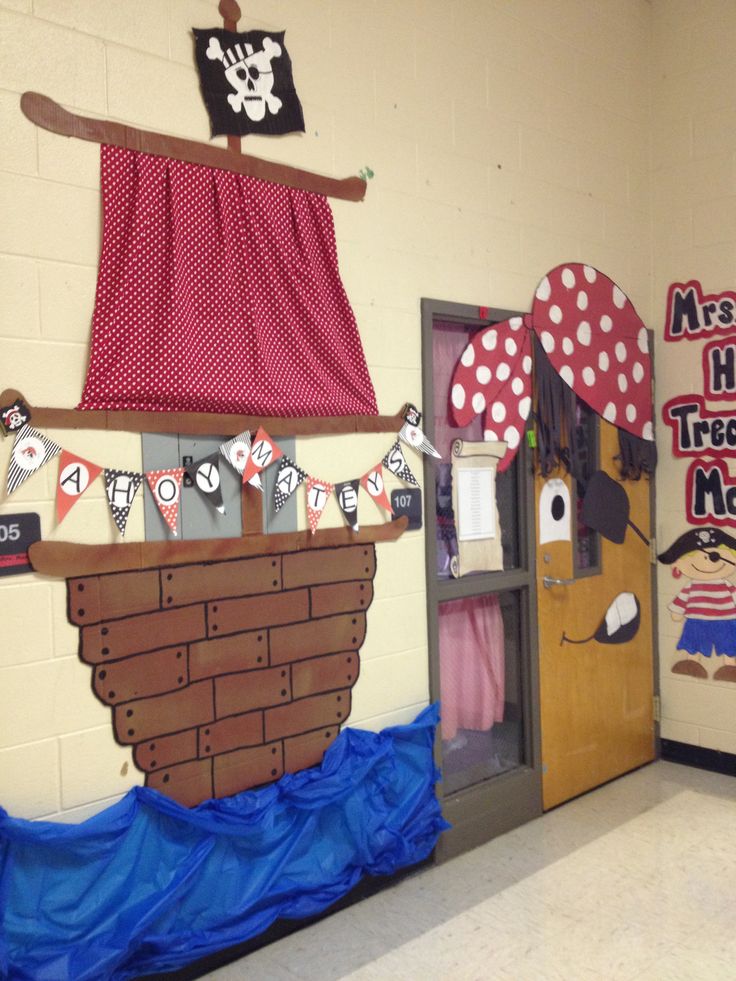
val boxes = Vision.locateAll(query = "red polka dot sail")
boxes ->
[78,145,378,417]
[532,264,653,441]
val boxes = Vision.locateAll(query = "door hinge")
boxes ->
[652,694,661,723]
[649,536,657,564]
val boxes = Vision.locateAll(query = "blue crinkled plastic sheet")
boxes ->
[0,704,448,981]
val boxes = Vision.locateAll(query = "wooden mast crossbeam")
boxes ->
[20,92,366,203]
[0,390,405,438]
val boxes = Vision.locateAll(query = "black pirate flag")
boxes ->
[193,28,305,137]
[0,399,31,436]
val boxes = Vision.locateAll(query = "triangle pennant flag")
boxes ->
[360,464,393,515]
[273,456,306,512]
[382,441,419,486]
[242,427,283,486]
[146,468,185,536]
[187,453,225,514]
[306,476,333,534]
[399,420,441,459]
[6,426,62,497]
[56,450,103,524]
[104,469,144,537]
[335,478,360,532]
[220,430,261,489]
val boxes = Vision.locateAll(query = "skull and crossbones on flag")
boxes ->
[193,28,305,137]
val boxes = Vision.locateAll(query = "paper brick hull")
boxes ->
[64,543,376,807]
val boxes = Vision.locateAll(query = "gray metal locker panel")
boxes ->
[141,434,297,540]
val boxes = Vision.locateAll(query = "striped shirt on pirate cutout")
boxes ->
[659,527,736,658]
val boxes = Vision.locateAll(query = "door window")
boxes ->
[422,299,542,860]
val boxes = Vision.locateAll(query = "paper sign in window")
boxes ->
[450,440,505,577]
[457,468,496,541]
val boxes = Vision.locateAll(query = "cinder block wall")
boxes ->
[651,0,736,755]
[1,0,654,820]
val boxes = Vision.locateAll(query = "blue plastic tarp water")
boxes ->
[0,705,448,981]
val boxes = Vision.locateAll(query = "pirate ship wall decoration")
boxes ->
[1,0,433,809]
[1,5,450,976]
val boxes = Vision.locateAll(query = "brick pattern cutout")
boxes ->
[65,544,376,807]
[93,645,188,705]
[68,570,161,625]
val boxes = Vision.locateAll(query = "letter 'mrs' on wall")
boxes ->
[665,281,736,340]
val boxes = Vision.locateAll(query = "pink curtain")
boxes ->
[78,145,378,417]
[438,594,505,741]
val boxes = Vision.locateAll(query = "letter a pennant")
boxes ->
[306,476,333,534]
[146,468,185,536]
[242,427,283,486]
[56,450,102,524]
[382,441,419,486]
[273,456,306,512]
[6,426,62,497]
[360,464,393,514]
[335,478,360,532]
[104,469,144,537]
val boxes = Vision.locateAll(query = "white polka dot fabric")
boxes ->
[78,145,378,417]
[532,264,653,440]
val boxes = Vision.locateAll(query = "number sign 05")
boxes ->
[0,512,41,577]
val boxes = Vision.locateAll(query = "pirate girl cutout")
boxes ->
[658,527,736,681]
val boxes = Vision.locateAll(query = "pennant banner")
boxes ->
[146,468,185,536]
[383,442,419,486]
[6,426,62,497]
[187,453,225,514]
[56,450,102,525]
[360,464,393,515]
[4,405,431,537]
[220,431,261,489]
[104,469,144,537]
[242,427,283,486]
[399,420,441,459]
[306,477,333,534]
[273,456,306,513]
[335,479,360,532]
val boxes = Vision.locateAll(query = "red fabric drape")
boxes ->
[78,145,378,417]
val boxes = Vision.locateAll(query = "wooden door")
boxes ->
[536,417,655,810]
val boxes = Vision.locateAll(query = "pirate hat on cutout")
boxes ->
[657,527,736,565]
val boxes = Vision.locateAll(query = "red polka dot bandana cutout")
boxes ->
[450,264,654,471]
[532,264,653,441]
[78,146,378,418]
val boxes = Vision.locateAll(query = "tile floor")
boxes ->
[204,761,736,980]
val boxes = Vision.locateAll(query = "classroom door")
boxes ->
[536,411,656,810]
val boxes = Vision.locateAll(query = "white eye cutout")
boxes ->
[539,477,571,544]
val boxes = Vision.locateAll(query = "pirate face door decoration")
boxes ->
[194,28,305,137]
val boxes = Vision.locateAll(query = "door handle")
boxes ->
[543,576,577,589]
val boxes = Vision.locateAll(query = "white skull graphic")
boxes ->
[206,35,283,122]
